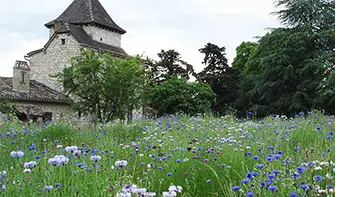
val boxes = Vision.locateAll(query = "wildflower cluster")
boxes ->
[116,184,156,197]
[48,155,69,166]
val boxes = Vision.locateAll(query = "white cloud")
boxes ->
[0,39,46,77]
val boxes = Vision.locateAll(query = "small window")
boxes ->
[100,38,103,41]
[61,39,66,45]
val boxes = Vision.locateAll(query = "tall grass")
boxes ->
[0,112,335,196]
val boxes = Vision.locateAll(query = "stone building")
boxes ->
[0,0,129,122]
[0,61,72,122]
[27,0,128,91]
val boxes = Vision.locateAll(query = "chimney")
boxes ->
[13,60,30,92]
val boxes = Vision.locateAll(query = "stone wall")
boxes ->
[11,101,74,122]
[83,25,121,47]
[29,33,81,91]
[11,101,94,125]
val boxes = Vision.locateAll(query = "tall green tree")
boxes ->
[197,43,239,115]
[234,0,335,116]
[56,49,146,123]
[146,49,196,84]
[197,43,229,82]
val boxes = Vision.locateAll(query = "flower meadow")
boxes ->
[0,112,335,196]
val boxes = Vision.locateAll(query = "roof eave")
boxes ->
[79,43,128,57]
[0,95,73,105]
[27,48,44,56]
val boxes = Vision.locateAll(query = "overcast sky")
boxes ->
[0,0,282,77]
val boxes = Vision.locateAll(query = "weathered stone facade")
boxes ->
[29,34,80,91]
[83,25,121,47]
[10,101,74,122]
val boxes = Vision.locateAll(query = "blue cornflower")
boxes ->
[268,186,278,191]
[77,163,84,168]
[316,126,321,131]
[267,174,275,180]
[1,185,5,190]
[290,173,300,179]
[43,185,53,191]
[272,170,280,175]
[55,183,62,188]
[175,159,181,163]
[260,182,265,188]
[313,175,323,182]
[28,144,36,151]
[90,155,102,162]
[35,156,41,160]
[256,164,264,169]
[167,172,172,177]
[290,192,299,197]
[266,156,274,161]
[296,167,306,174]
[10,150,25,158]
[241,179,249,184]
[232,186,240,191]
[258,147,262,152]
[300,183,309,191]
[24,161,37,168]
[328,131,334,135]
[115,160,128,167]
[282,159,291,165]
[252,156,260,160]
[246,172,258,179]
[246,191,254,197]
[206,179,211,183]
[183,158,189,162]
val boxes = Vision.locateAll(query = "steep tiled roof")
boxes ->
[0,77,72,104]
[45,0,126,34]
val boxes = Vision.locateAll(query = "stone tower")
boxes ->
[26,0,128,91]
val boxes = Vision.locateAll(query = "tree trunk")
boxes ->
[127,108,132,124]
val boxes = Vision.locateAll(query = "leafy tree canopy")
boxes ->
[56,49,146,123]
[148,77,215,116]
